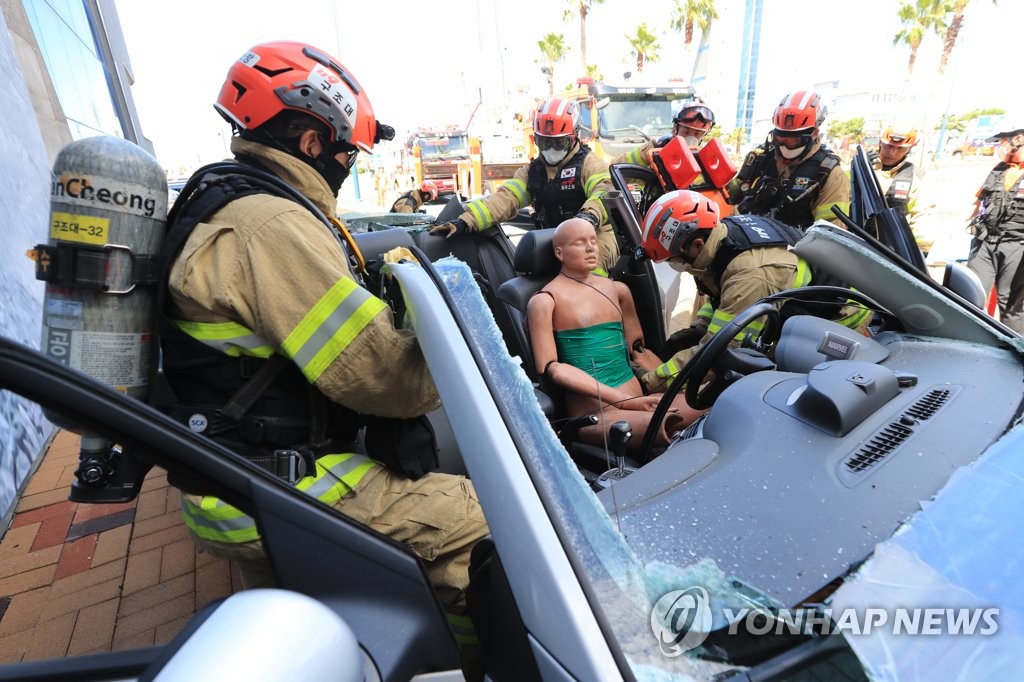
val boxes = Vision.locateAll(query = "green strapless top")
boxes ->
[553,320,635,389]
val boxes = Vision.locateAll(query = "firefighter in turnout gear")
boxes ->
[727,90,850,229]
[157,42,488,634]
[873,126,930,254]
[967,123,1024,333]
[614,102,734,218]
[390,180,439,213]
[638,190,872,392]
[429,97,619,273]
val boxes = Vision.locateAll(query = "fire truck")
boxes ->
[559,77,698,163]
[408,127,481,199]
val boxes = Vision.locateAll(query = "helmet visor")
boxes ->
[535,134,573,152]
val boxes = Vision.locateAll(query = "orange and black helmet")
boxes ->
[215,41,390,153]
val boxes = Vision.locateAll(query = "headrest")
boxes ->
[513,228,559,276]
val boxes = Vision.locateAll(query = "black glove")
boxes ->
[575,211,599,227]
[867,150,880,165]
[663,325,707,357]
[429,218,471,239]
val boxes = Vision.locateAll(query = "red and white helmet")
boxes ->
[773,91,827,133]
[533,97,582,138]
[641,190,719,262]
[215,41,388,153]
[772,91,826,159]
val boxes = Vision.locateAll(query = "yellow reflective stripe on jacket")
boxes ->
[814,201,849,221]
[466,199,496,230]
[624,146,647,166]
[281,278,387,383]
[502,178,528,205]
[793,258,813,288]
[181,453,376,544]
[696,302,714,323]
[707,309,765,340]
[584,171,610,196]
[655,358,680,379]
[174,320,275,358]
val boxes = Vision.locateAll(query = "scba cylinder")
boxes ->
[36,136,167,419]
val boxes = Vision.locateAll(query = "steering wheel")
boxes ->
[684,302,781,410]
[636,301,780,464]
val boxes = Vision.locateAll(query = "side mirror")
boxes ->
[943,262,987,309]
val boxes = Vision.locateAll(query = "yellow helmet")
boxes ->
[881,126,917,148]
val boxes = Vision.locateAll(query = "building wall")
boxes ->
[0,0,146,530]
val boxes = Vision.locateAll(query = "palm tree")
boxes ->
[626,23,661,73]
[563,0,606,75]
[938,0,996,74]
[893,0,948,76]
[585,63,604,81]
[536,33,569,97]
[670,0,718,68]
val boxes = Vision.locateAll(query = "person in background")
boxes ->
[873,126,932,255]
[727,90,849,229]
[390,180,439,213]
[967,123,1024,333]
[430,97,619,274]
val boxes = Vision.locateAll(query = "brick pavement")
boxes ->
[0,429,242,664]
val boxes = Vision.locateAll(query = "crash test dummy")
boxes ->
[526,218,705,450]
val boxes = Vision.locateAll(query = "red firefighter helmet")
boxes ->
[420,180,439,201]
[533,97,581,155]
[215,41,383,153]
[641,189,720,262]
[773,91,827,133]
[533,97,581,138]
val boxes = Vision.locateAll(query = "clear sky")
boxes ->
[114,0,1021,176]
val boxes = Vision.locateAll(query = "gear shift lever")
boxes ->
[610,421,632,476]
[594,421,636,490]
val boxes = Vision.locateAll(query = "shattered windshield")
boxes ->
[600,97,691,140]
[416,134,470,159]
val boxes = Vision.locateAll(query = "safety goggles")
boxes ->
[885,134,912,146]
[675,105,715,127]
[773,129,814,150]
[535,134,573,152]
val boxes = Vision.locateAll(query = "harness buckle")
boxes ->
[273,449,306,484]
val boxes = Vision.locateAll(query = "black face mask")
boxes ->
[276,135,351,196]
[312,151,350,196]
